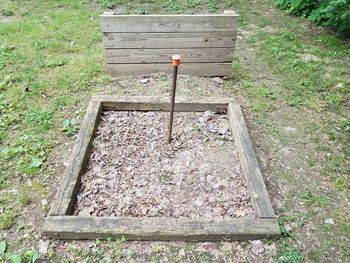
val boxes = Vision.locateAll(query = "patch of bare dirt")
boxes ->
[74,111,255,219]
[0,16,16,23]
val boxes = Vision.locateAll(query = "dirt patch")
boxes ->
[74,111,255,219]
[0,16,16,23]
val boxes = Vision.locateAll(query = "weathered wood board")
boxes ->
[43,216,280,241]
[99,11,239,76]
[92,95,235,104]
[105,48,234,63]
[49,101,101,216]
[228,103,275,218]
[92,95,234,112]
[108,63,232,77]
[100,14,239,32]
[102,32,236,48]
[44,96,278,241]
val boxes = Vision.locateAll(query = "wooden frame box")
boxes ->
[43,96,279,241]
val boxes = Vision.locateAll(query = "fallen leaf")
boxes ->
[0,241,6,256]
[29,157,44,168]
[39,240,49,257]
[251,240,264,255]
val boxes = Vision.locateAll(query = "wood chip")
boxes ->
[74,111,255,219]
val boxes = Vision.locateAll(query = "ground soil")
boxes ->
[74,111,255,219]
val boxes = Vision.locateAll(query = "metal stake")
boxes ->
[167,55,181,143]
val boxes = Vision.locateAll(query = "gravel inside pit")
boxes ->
[74,110,255,219]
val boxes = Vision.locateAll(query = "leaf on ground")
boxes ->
[0,240,6,255]
[29,157,44,168]
[10,254,21,263]
[251,240,264,255]
[38,240,49,257]
[75,111,254,219]
[31,250,39,263]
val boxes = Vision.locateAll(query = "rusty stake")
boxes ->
[167,55,181,143]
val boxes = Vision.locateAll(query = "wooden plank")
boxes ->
[43,216,280,241]
[105,48,233,64]
[99,15,239,33]
[228,103,275,219]
[91,96,234,112]
[102,32,236,48]
[102,11,239,16]
[107,63,232,77]
[49,101,102,216]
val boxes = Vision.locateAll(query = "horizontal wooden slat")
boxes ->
[107,63,232,76]
[102,13,239,17]
[99,15,239,32]
[228,103,276,219]
[102,32,236,48]
[91,96,235,112]
[43,216,280,241]
[105,48,233,63]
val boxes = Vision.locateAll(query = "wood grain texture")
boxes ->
[99,14,239,33]
[105,48,233,63]
[99,11,239,76]
[228,103,275,219]
[49,101,102,216]
[91,96,235,112]
[107,63,232,76]
[102,32,236,48]
[103,11,238,16]
[43,216,280,241]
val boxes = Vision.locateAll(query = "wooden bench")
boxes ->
[99,10,239,77]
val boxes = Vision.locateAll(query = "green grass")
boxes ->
[301,189,330,207]
[249,24,350,193]
[19,188,31,207]
[308,249,321,262]
[0,0,108,239]
[0,240,40,263]
[255,31,350,109]
[0,211,15,230]
[276,240,304,263]
[159,171,172,184]
[62,119,78,136]
[94,0,237,14]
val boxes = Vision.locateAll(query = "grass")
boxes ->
[249,21,350,194]
[255,31,350,109]
[0,0,106,240]
[19,188,31,207]
[159,171,173,184]
[276,240,304,263]
[0,0,349,262]
[62,119,78,137]
[308,249,321,261]
[300,189,330,207]
[0,211,15,230]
